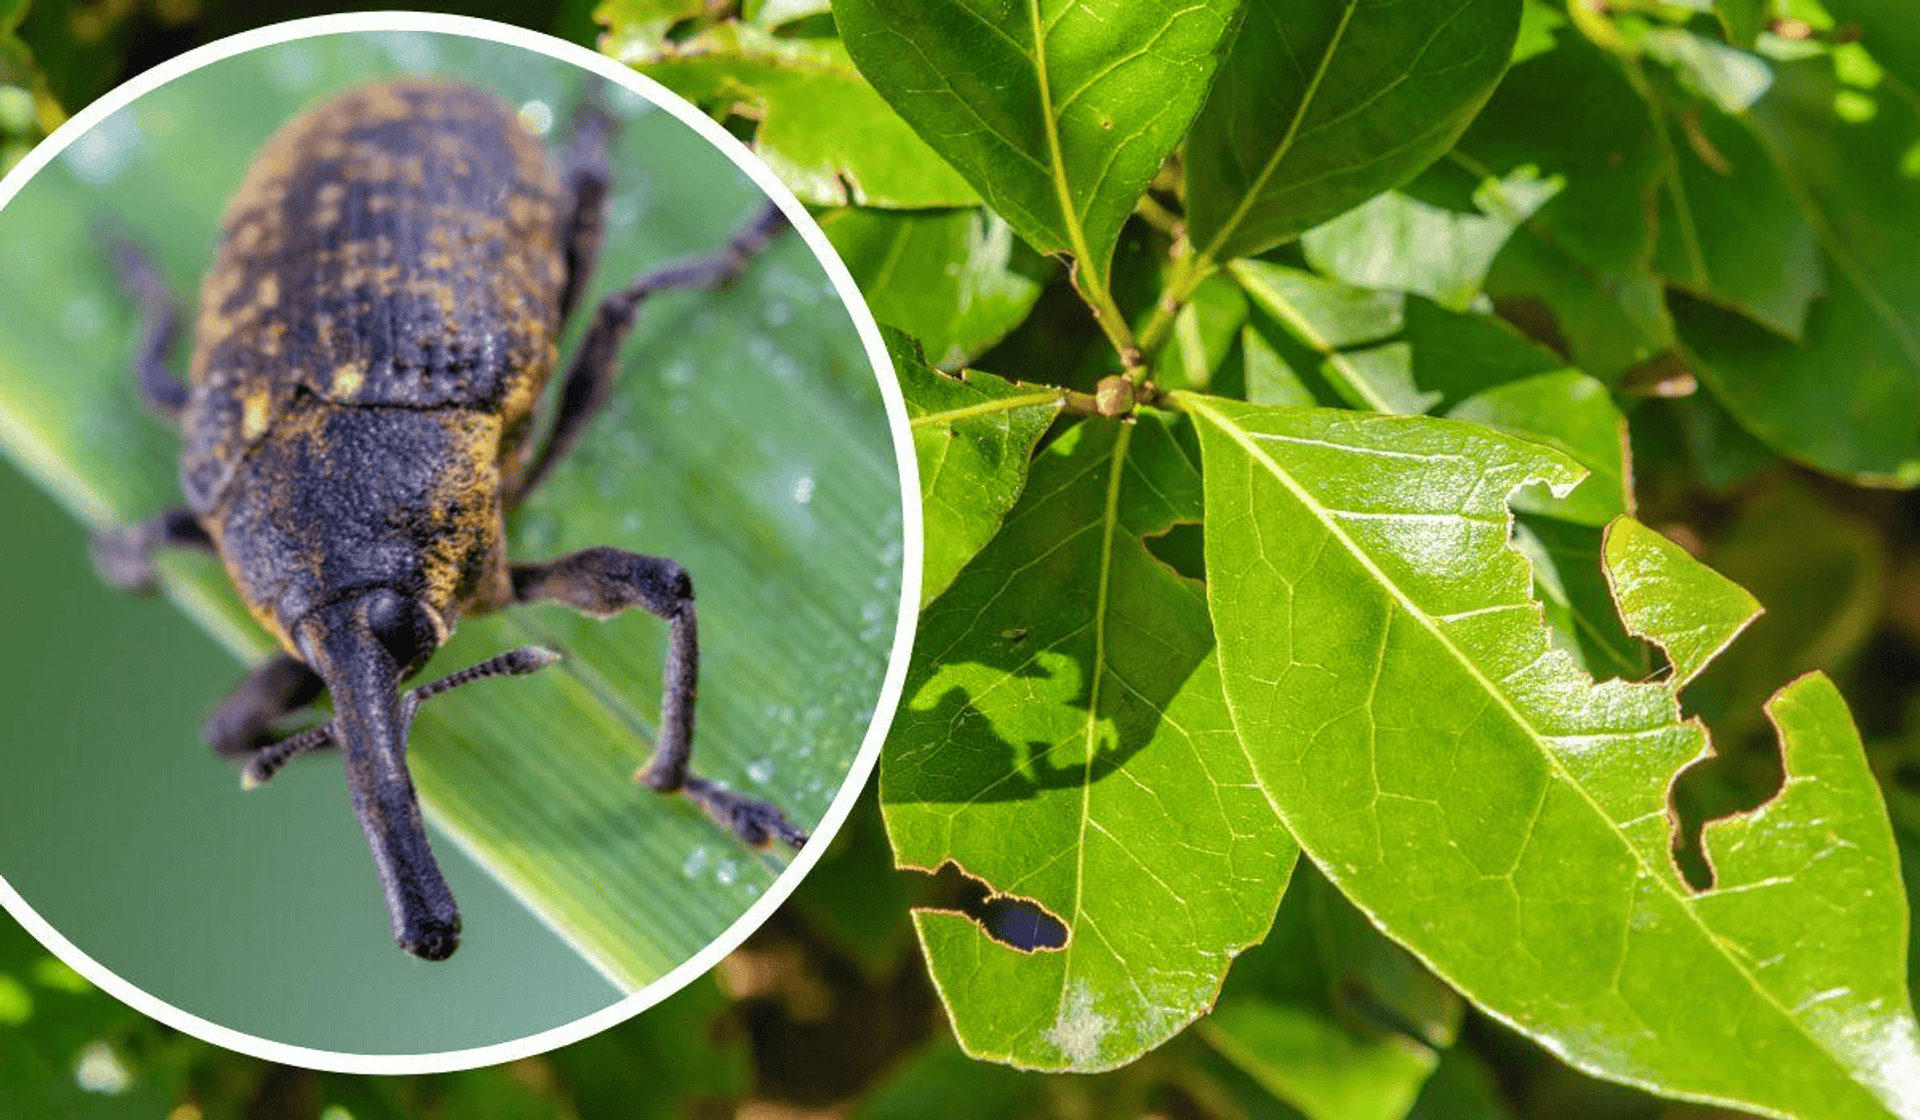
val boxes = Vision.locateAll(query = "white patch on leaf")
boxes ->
[1045,982,1112,1068]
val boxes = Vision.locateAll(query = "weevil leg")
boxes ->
[510,547,808,850]
[509,202,791,506]
[556,90,617,329]
[91,507,214,593]
[99,230,189,417]
[202,654,325,758]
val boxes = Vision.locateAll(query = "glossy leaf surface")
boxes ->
[833,0,1240,288]
[1603,516,1759,688]
[616,22,980,208]
[1186,0,1522,263]
[1231,261,1628,525]
[1184,395,1920,1118]
[825,209,1052,370]
[885,415,1296,1072]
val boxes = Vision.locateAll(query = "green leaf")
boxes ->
[1663,390,1782,491]
[1443,368,1629,526]
[1603,516,1761,689]
[1231,259,1415,413]
[1650,84,1824,339]
[1512,0,1566,66]
[1300,166,1562,312]
[1232,262,1629,525]
[1182,394,1920,1118]
[1199,864,1462,1120]
[1156,272,1250,391]
[885,414,1297,1072]
[616,23,981,208]
[1185,0,1523,264]
[833,0,1242,290]
[745,0,834,28]
[1676,57,1920,485]
[823,208,1053,370]
[1456,24,1662,278]
[894,330,1063,607]
[1406,1045,1519,1120]
[593,0,708,31]
[0,43,898,995]
[1241,323,1320,408]
[1484,227,1673,385]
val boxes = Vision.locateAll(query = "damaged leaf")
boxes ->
[884,414,1297,1072]
[1603,516,1760,689]
[1184,395,1920,1119]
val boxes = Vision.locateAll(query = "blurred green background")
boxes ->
[0,27,900,1056]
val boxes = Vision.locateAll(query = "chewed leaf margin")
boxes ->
[1178,392,1920,1119]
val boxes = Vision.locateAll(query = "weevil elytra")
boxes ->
[92,78,807,962]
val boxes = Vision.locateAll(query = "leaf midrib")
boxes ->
[912,391,1065,427]
[1180,393,1883,1110]
[1029,0,1105,284]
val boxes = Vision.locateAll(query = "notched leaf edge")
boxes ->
[898,856,1072,955]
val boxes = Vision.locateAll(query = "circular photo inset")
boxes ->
[0,15,913,1068]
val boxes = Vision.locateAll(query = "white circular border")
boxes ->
[0,10,921,1075]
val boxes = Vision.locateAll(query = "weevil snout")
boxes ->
[296,589,461,961]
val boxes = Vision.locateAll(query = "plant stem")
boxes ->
[1135,249,1220,361]
[1134,193,1186,240]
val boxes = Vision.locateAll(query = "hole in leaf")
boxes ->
[1143,521,1204,582]
[903,861,1069,952]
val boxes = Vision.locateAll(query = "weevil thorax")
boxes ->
[178,79,570,656]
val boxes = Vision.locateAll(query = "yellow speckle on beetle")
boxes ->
[331,362,366,397]
[241,392,270,439]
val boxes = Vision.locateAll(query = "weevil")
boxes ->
[91,78,807,962]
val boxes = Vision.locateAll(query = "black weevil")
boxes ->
[91,78,807,962]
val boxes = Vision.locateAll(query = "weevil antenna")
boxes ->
[242,646,563,788]
[296,593,461,961]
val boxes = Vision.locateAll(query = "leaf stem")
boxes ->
[1136,248,1221,360]
[1133,193,1186,240]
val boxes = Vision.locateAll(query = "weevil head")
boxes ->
[204,403,505,664]
[295,588,461,960]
